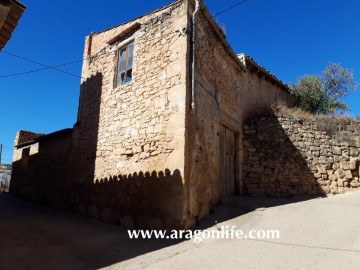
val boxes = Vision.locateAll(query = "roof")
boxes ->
[194,1,288,90]
[0,0,26,50]
[198,1,247,72]
[36,128,73,142]
[238,54,290,91]
[15,128,73,148]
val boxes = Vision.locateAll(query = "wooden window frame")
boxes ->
[115,41,134,87]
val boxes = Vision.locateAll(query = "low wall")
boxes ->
[243,115,360,197]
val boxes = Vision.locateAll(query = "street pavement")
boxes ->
[0,191,359,270]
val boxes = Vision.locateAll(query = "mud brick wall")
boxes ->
[243,115,360,197]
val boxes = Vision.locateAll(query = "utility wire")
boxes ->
[0,0,249,79]
[212,0,248,17]
[2,145,13,151]
[0,59,84,78]
[0,30,176,78]
[1,51,84,79]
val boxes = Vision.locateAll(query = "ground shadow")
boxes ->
[0,193,186,270]
[7,71,188,268]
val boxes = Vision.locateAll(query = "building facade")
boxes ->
[11,0,294,229]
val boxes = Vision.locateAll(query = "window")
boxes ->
[116,42,134,87]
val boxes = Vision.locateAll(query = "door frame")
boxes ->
[219,109,242,196]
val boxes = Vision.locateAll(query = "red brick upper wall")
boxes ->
[84,1,183,57]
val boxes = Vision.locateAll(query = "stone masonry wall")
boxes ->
[185,1,294,222]
[69,0,190,228]
[13,130,43,162]
[73,1,188,180]
[243,115,360,197]
[10,131,73,206]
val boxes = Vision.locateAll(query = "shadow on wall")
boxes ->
[10,130,73,206]
[70,72,103,183]
[12,151,184,228]
[71,169,184,229]
[243,116,325,199]
[10,73,186,229]
[69,73,185,228]
[10,72,104,209]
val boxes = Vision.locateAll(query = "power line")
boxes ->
[212,0,248,17]
[0,30,176,78]
[0,59,83,78]
[1,51,84,79]
[0,0,250,79]
[2,145,13,151]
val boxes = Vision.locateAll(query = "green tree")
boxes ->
[290,63,358,114]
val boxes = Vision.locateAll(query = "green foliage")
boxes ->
[290,63,358,115]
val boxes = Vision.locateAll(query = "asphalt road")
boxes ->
[0,192,359,270]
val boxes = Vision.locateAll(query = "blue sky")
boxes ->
[1,0,359,162]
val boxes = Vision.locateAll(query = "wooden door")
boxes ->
[220,125,235,196]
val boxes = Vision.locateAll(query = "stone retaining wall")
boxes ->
[243,115,360,197]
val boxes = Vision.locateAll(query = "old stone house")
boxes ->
[11,0,294,229]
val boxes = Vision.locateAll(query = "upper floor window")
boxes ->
[116,42,134,87]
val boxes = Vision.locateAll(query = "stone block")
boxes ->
[335,169,346,179]
[332,146,342,155]
[345,170,353,180]
[340,160,350,170]
[349,159,357,170]
[350,147,360,157]
[329,174,338,181]
[350,181,360,188]
[317,165,327,174]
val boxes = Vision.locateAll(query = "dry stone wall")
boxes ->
[243,115,360,197]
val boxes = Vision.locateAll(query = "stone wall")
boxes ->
[243,115,360,197]
[10,130,73,207]
[185,1,294,223]
[14,130,43,145]
[9,1,299,229]
[12,130,43,162]
[72,1,188,179]
[69,0,190,228]
[71,169,183,229]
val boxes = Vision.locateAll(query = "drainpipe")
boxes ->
[186,0,200,227]
[191,0,200,110]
